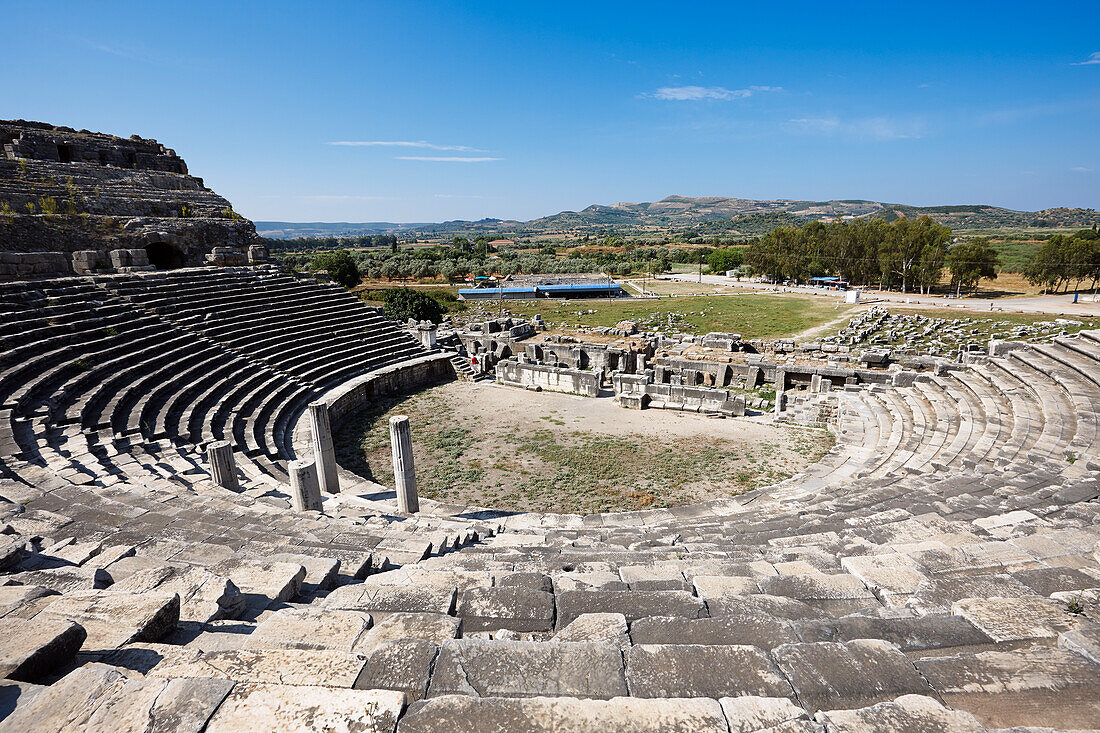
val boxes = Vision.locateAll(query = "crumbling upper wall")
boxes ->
[0,120,261,277]
[0,120,187,172]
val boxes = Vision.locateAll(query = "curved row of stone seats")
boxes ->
[95,266,427,394]
[0,268,432,495]
[4,314,1100,729]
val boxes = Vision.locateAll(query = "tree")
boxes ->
[946,239,1000,296]
[310,250,361,288]
[380,288,445,324]
[707,247,745,274]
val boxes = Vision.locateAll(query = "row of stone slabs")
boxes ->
[5,637,1100,730]
[0,665,1012,733]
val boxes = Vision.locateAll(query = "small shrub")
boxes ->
[103,327,119,337]
[1067,598,1085,615]
[310,250,361,288]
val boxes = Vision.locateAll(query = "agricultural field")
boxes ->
[453,293,856,339]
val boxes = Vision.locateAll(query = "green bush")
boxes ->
[380,288,445,324]
[310,250,361,288]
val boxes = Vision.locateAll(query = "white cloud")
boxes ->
[1072,52,1100,66]
[648,85,781,101]
[395,156,502,162]
[300,195,399,201]
[328,140,485,152]
[1071,166,1093,172]
[786,115,925,141]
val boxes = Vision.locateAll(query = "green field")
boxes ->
[456,293,855,339]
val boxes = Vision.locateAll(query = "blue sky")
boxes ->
[4,0,1098,222]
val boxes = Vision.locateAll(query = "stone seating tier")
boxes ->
[2,270,1100,729]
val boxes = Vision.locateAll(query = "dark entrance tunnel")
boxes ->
[145,242,185,270]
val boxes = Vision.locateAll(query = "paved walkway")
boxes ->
[660,273,1100,318]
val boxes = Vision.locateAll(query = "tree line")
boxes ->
[742,217,960,294]
[1022,229,1100,293]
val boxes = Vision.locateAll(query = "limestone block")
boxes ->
[204,683,404,733]
[243,607,372,652]
[323,583,457,619]
[0,584,57,618]
[692,575,760,599]
[209,558,306,613]
[629,613,799,649]
[149,647,368,687]
[555,590,706,628]
[112,565,245,623]
[0,662,232,733]
[719,696,810,733]
[771,639,936,712]
[0,534,24,571]
[37,590,180,650]
[952,596,1094,642]
[457,587,555,632]
[1059,627,1100,665]
[352,638,438,701]
[626,644,794,699]
[818,613,993,652]
[758,573,879,615]
[8,565,111,594]
[915,646,1100,729]
[905,574,1038,615]
[553,613,630,649]
[427,639,627,699]
[352,612,462,652]
[497,572,554,593]
[397,694,729,733]
[815,694,984,733]
[1011,566,1099,596]
[0,617,86,682]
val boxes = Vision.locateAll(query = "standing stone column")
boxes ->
[389,415,419,513]
[289,458,323,512]
[308,401,340,494]
[207,441,239,492]
[774,369,787,414]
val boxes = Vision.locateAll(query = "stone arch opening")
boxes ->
[145,241,185,270]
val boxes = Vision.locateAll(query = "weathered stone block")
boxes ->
[427,640,627,699]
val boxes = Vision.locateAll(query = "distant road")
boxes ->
[661,274,1100,318]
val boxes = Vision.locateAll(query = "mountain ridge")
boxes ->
[256,195,1099,238]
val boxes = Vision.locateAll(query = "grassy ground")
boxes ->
[334,382,833,513]
[456,293,854,339]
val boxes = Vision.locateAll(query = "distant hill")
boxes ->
[257,196,1100,239]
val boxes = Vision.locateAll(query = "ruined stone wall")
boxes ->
[495,359,601,397]
[0,120,260,277]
